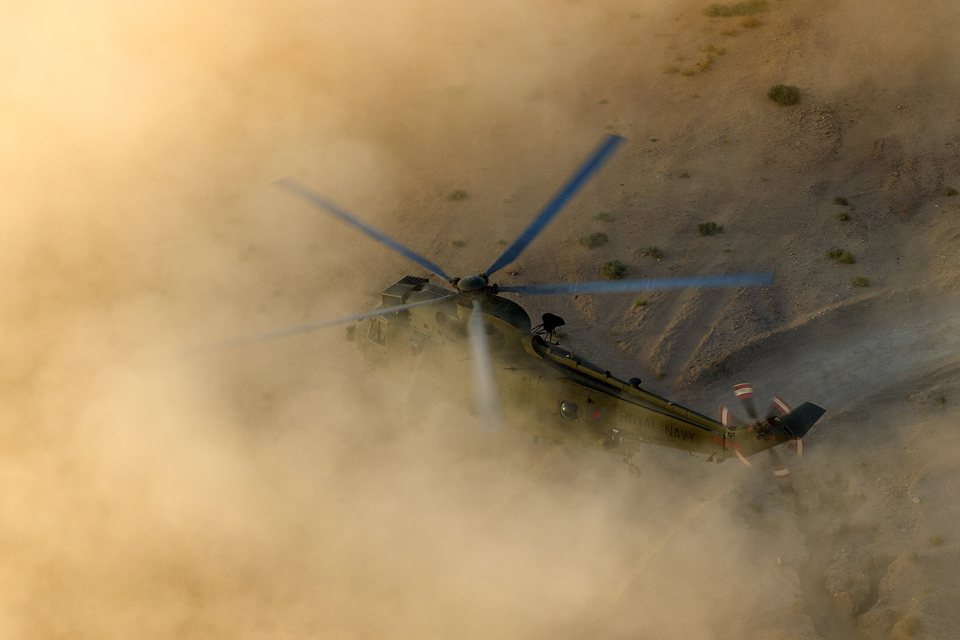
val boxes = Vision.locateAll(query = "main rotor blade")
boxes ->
[276,178,453,282]
[484,134,625,277]
[203,295,454,351]
[467,299,503,433]
[499,272,774,296]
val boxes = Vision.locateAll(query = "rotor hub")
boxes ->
[457,275,488,293]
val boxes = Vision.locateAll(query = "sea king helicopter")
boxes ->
[224,134,824,479]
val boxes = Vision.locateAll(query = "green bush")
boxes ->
[579,231,609,248]
[601,260,628,279]
[641,246,663,260]
[447,189,469,201]
[834,196,849,205]
[732,0,766,14]
[679,170,691,178]
[944,186,958,196]
[768,84,801,106]
[698,221,722,236]
[828,248,855,264]
[853,276,870,287]
[702,1,766,17]
[703,3,733,16]
[635,298,648,307]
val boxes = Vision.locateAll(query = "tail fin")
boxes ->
[770,402,825,439]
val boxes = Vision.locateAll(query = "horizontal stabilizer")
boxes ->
[771,402,825,439]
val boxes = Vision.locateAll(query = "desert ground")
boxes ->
[2,0,959,638]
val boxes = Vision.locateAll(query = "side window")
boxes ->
[368,318,388,347]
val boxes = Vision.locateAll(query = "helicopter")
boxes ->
[222,134,824,479]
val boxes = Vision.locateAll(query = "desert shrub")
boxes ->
[679,170,691,178]
[447,189,468,201]
[698,221,722,236]
[740,15,761,27]
[768,84,800,105]
[936,396,947,405]
[828,248,855,264]
[451,239,466,247]
[703,1,765,17]
[721,27,738,36]
[703,4,733,16]
[733,0,766,14]
[662,64,680,74]
[601,260,628,279]
[834,196,850,205]
[944,186,959,196]
[641,246,663,260]
[681,69,696,77]
[579,231,609,248]
[593,212,615,222]
[931,534,944,546]
[635,298,648,307]
[656,370,666,380]
[853,276,870,287]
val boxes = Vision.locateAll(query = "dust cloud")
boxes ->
[1,0,959,638]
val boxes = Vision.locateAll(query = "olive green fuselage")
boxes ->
[354,277,789,462]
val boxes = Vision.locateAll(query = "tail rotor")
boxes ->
[765,395,805,456]
[721,383,807,481]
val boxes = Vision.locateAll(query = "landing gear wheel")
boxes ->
[623,457,641,478]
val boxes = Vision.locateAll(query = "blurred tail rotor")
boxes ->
[768,446,792,484]
[733,383,758,422]
[766,394,805,456]
[721,383,808,479]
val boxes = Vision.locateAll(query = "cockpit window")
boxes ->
[560,401,578,420]
[368,318,387,347]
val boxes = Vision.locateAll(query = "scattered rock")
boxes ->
[823,550,872,617]
[859,606,902,639]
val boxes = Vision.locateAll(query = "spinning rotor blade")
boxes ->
[467,299,504,433]
[733,383,758,421]
[204,295,454,351]
[767,395,792,420]
[766,396,807,456]
[484,134,625,277]
[769,447,791,483]
[719,405,746,429]
[276,178,453,282]
[499,272,774,296]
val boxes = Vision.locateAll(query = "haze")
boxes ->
[2,1,959,638]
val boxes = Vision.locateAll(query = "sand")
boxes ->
[2,0,959,638]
